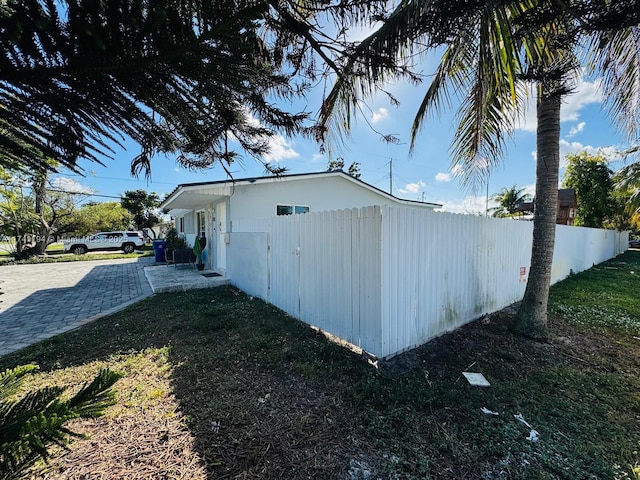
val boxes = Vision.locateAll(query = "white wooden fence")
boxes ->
[228,206,627,359]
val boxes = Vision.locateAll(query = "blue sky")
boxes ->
[55,67,628,215]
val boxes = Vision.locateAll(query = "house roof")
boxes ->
[161,170,442,212]
[515,188,577,213]
[557,188,577,207]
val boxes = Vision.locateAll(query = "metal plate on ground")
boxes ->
[462,372,491,387]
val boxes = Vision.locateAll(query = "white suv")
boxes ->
[63,231,145,255]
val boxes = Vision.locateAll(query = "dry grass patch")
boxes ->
[19,348,207,480]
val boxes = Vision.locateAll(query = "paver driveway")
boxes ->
[0,256,154,357]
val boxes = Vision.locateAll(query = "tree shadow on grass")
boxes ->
[0,286,379,479]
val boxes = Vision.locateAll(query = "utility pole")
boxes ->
[389,159,393,195]
[485,174,490,216]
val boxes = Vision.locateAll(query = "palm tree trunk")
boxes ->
[514,84,561,340]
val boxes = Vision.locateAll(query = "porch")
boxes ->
[144,264,229,293]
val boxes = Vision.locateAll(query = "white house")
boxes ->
[160,171,441,273]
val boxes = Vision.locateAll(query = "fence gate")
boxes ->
[247,207,382,351]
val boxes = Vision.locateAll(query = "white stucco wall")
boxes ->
[228,175,421,224]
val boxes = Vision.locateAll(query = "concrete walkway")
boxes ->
[0,257,154,357]
[144,264,229,293]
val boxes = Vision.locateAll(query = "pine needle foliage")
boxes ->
[0,365,122,480]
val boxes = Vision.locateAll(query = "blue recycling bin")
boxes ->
[152,240,167,262]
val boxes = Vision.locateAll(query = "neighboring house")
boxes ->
[556,189,577,225]
[516,188,577,225]
[160,171,441,272]
[142,221,172,241]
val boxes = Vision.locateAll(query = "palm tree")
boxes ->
[318,0,640,339]
[0,0,307,176]
[491,185,532,217]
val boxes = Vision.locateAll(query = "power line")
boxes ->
[47,189,123,199]
[0,184,122,199]
[62,172,177,186]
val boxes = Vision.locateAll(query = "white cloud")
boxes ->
[532,140,618,168]
[243,111,300,162]
[515,88,537,132]
[567,122,586,137]
[399,180,425,194]
[562,77,602,122]
[51,177,94,194]
[516,75,602,132]
[559,140,618,166]
[436,195,494,215]
[438,160,489,183]
[371,107,389,124]
[262,136,300,162]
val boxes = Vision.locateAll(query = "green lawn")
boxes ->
[1,252,639,479]
[0,242,153,265]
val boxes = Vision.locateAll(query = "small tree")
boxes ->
[165,227,187,250]
[32,171,85,255]
[609,164,640,233]
[562,152,614,228]
[63,202,132,237]
[120,190,161,237]
[0,168,38,255]
[192,235,203,268]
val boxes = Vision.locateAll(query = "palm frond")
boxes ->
[586,26,640,143]
[0,366,122,478]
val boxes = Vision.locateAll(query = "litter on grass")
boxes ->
[462,372,491,387]
[514,413,540,442]
[527,430,540,442]
[481,407,499,416]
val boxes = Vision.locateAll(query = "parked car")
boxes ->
[629,238,640,249]
[63,231,145,255]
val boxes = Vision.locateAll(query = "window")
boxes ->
[196,210,206,236]
[277,205,293,215]
[569,208,575,218]
[276,204,310,216]
[178,217,184,233]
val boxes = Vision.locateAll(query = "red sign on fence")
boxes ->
[519,267,527,283]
